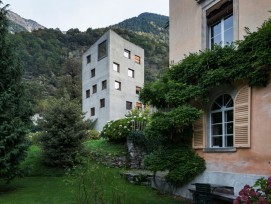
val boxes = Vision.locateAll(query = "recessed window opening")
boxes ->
[128,68,134,78]
[113,62,120,72]
[124,49,131,59]
[98,40,107,60]
[114,81,121,91]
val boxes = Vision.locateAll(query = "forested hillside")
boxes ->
[8,12,169,112]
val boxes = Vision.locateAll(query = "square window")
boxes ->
[102,80,107,90]
[114,81,121,91]
[136,102,142,110]
[98,40,107,60]
[126,101,132,110]
[134,55,141,64]
[128,69,134,78]
[87,55,91,64]
[124,49,131,59]
[86,89,90,98]
[92,84,97,94]
[100,98,105,108]
[113,62,120,72]
[136,86,141,94]
[91,107,95,116]
[91,69,95,78]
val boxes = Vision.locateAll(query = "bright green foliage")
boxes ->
[0,2,31,183]
[144,146,205,186]
[39,96,93,167]
[100,118,133,142]
[101,112,149,142]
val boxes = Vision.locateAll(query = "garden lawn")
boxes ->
[0,141,187,204]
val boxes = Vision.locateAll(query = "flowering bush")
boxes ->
[100,115,149,142]
[234,177,271,204]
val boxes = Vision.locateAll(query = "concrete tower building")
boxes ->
[82,30,144,131]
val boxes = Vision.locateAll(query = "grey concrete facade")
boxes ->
[82,30,144,131]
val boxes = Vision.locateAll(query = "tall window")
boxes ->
[128,68,134,78]
[114,81,121,91]
[100,98,105,108]
[98,40,107,60]
[113,62,120,72]
[91,68,95,78]
[210,14,233,48]
[124,49,131,59]
[91,107,95,116]
[87,55,91,64]
[210,94,233,148]
[102,80,107,90]
[92,84,97,94]
[86,89,90,98]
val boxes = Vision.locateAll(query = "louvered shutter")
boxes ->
[234,85,251,148]
[193,115,205,149]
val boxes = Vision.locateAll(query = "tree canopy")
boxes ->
[0,1,31,182]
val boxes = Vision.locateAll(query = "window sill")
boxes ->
[203,147,236,153]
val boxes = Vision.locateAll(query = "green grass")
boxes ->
[0,140,187,204]
[84,139,127,156]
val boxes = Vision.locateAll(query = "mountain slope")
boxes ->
[7,11,45,33]
[114,12,168,42]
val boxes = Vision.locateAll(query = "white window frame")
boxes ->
[209,94,234,148]
[209,14,233,48]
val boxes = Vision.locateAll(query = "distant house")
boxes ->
[169,0,271,198]
[82,30,144,131]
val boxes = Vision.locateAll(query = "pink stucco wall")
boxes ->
[197,76,271,175]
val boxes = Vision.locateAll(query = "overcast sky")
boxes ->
[3,0,169,31]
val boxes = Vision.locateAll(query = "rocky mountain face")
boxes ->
[7,11,45,33]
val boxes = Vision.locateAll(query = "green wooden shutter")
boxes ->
[193,115,205,149]
[234,85,251,148]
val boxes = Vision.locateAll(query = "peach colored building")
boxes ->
[169,0,271,198]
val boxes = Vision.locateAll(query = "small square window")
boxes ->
[113,62,120,72]
[91,107,95,116]
[134,55,141,64]
[114,81,121,91]
[136,102,142,110]
[136,86,141,95]
[92,84,97,94]
[86,89,90,98]
[87,55,91,64]
[126,101,132,110]
[98,40,107,60]
[100,98,105,108]
[128,68,134,78]
[124,49,131,59]
[102,80,107,90]
[91,69,95,78]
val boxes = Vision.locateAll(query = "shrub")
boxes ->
[84,129,100,141]
[39,96,93,167]
[234,177,271,204]
[144,146,206,186]
[101,115,149,142]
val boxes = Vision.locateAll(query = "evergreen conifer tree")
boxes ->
[0,1,30,182]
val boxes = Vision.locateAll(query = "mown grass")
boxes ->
[0,140,187,204]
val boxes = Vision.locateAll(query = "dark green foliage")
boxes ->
[0,2,31,182]
[144,146,205,186]
[39,96,93,167]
